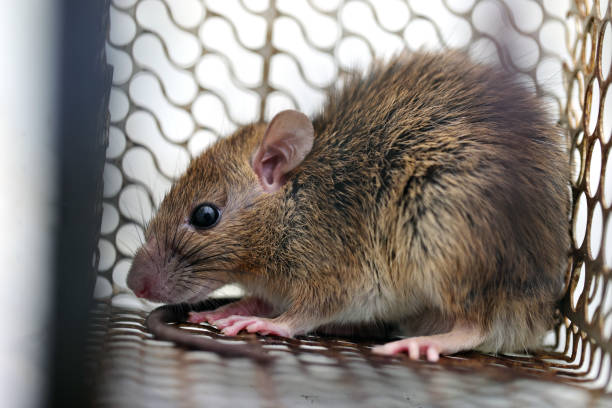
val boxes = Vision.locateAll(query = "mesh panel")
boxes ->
[94,0,612,404]
[562,0,612,392]
[90,302,612,407]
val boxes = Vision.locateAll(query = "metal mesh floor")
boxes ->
[90,301,612,407]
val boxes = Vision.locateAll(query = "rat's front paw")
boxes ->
[188,308,244,324]
[188,297,274,324]
[216,316,293,338]
[187,310,222,324]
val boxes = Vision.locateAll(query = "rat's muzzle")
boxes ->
[126,240,168,302]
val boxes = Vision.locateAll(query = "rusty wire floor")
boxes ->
[89,301,612,408]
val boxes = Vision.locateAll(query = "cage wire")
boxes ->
[91,0,612,406]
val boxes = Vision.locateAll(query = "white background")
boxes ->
[0,0,57,407]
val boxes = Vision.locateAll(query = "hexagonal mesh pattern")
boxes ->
[93,0,612,405]
[562,0,612,393]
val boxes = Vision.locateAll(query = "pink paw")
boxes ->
[188,310,230,324]
[372,337,441,362]
[373,322,484,362]
[215,316,292,338]
[187,297,274,325]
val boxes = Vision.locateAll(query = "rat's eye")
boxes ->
[190,203,221,229]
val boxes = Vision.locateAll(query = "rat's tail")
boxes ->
[146,302,274,364]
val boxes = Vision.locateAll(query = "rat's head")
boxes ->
[126,110,314,303]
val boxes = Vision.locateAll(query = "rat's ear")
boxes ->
[252,109,314,192]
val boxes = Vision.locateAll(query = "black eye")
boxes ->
[190,203,221,229]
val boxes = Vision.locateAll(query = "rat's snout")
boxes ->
[126,251,155,298]
[126,239,167,302]
[126,267,151,299]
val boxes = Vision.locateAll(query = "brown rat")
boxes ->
[128,51,569,361]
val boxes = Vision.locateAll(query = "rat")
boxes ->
[127,51,570,362]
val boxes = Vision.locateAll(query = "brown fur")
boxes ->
[130,51,569,353]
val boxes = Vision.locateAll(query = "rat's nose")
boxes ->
[133,284,151,299]
[126,240,166,301]
[127,272,150,298]
[126,257,154,298]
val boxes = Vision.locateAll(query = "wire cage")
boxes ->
[91,0,612,406]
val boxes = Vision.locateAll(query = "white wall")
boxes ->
[0,0,57,407]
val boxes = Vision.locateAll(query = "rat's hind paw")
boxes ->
[372,337,442,362]
[216,316,293,338]
[372,321,484,362]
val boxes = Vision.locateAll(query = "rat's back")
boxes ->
[296,51,569,351]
